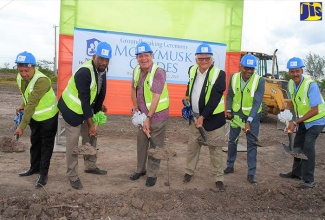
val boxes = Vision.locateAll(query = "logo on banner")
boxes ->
[300,2,322,21]
[86,38,101,56]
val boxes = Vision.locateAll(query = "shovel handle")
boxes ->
[15,134,19,141]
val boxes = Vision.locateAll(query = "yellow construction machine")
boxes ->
[241,49,292,122]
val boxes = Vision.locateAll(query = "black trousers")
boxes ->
[29,113,58,176]
[292,123,325,182]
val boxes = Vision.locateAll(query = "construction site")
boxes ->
[0,73,325,219]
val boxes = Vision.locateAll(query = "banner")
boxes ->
[73,28,227,84]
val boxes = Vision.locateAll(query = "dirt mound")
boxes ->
[72,143,97,155]
[0,136,27,152]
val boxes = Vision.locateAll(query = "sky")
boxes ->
[0,0,324,71]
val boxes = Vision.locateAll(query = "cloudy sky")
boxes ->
[0,0,324,71]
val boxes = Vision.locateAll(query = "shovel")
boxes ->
[230,118,264,147]
[278,110,308,160]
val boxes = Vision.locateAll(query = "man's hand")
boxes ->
[87,118,97,137]
[226,112,232,120]
[101,105,107,113]
[195,115,204,128]
[183,96,190,104]
[14,128,23,138]
[16,106,24,113]
[131,106,139,113]
[244,122,251,133]
[142,118,150,134]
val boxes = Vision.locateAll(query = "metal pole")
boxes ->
[53,25,58,75]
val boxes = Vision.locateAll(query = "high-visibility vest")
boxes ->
[289,77,325,122]
[61,60,97,114]
[133,64,169,112]
[231,72,262,116]
[188,65,225,114]
[17,69,58,121]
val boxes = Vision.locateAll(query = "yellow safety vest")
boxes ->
[188,65,225,114]
[17,69,58,121]
[133,64,169,112]
[61,60,97,114]
[289,77,325,122]
[231,72,262,116]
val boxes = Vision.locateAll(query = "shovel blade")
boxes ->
[281,143,291,153]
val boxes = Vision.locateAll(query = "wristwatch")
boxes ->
[292,121,297,126]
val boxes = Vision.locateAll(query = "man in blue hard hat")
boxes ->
[58,41,112,190]
[14,51,59,188]
[279,57,325,189]
[224,54,265,184]
[182,43,226,191]
[130,42,169,187]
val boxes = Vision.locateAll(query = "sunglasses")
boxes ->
[197,57,211,62]
[17,63,34,67]
[243,67,255,71]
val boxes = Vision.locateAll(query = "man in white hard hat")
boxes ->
[58,42,112,190]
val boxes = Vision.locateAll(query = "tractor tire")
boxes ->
[260,102,268,123]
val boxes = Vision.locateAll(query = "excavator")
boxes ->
[240,49,292,122]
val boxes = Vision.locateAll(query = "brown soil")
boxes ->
[1,77,325,219]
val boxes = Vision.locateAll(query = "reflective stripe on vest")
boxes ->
[133,64,169,112]
[61,60,97,114]
[289,78,325,122]
[231,72,262,115]
[17,70,58,121]
[188,65,225,114]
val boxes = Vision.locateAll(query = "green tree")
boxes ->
[279,71,290,81]
[303,52,325,80]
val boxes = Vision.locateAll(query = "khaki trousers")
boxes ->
[185,123,224,182]
[136,120,167,178]
[65,121,98,181]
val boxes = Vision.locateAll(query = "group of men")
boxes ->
[14,41,324,191]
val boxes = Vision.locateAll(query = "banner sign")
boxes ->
[73,28,227,84]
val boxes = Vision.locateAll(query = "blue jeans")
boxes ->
[291,123,325,183]
[226,113,261,175]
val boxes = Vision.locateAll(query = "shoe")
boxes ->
[298,181,316,189]
[224,167,234,174]
[247,175,257,184]
[130,172,146,180]
[35,175,48,188]
[19,168,39,177]
[145,177,157,187]
[215,181,225,192]
[84,168,107,175]
[183,174,192,183]
[279,172,301,180]
[70,178,83,190]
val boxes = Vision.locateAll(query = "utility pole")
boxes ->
[53,25,59,75]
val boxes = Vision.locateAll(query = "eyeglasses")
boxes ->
[243,67,255,71]
[197,57,211,62]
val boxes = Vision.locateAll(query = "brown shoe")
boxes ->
[215,181,225,191]
[70,178,83,190]
[279,172,301,180]
[130,172,146,180]
[183,174,192,183]
[84,168,107,175]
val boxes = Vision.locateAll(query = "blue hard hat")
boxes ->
[15,51,36,66]
[240,54,257,68]
[95,42,112,59]
[195,43,213,55]
[287,57,305,69]
[135,42,153,55]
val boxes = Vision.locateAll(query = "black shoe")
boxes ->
[279,172,301,180]
[247,175,257,184]
[19,168,39,177]
[224,167,234,174]
[35,175,48,188]
[145,177,157,187]
[70,178,83,190]
[298,181,316,189]
[130,172,146,180]
[215,181,225,191]
[183,174,192,183]
[84,168,107,175]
